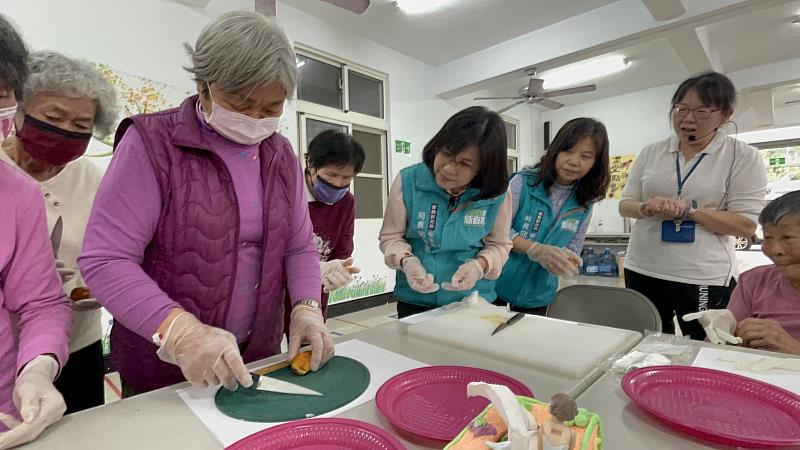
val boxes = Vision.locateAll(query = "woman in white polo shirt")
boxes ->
[619,71,767,340]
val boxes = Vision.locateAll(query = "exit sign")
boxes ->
[395,140,411,154]
[769,157,786,166]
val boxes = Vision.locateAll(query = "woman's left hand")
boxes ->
[442,259,484,291]
[736,318,800,355]
[287,305,335,371]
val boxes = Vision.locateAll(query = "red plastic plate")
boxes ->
[622,365,800,448]
[375,365,533,442]
[224,418,405,450]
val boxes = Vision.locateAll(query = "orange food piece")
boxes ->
[70,287,91,301]
[290,351,312,376]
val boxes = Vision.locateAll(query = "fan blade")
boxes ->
[527,78,545,96]
[474,97,525,101]
[496,100,527,114]
[319,0,370,14]
[544,85,596,98]
[254,0,276,15]
[535,98,564,110]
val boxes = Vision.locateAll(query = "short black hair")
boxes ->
[421,106,508,201]
[759,191,800,226]
[0,14,28,100]
[533,117,610,206]
[671,71,736,116]
[306,130,366,174]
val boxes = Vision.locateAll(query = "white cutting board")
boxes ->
[407,306,636,378]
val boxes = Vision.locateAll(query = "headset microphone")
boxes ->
[687,127,718,142]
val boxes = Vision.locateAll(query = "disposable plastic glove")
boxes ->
[526,244,579,276]
[442,259,484,291]
[321,258,361,293]
[55,260,74,284]
[156,312,252,390]
[682,309,742,345]
[287,306,335,371]
[400,256,439,294]
[0,356,65,449]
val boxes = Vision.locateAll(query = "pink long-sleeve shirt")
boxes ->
[79,103,320,342]
[0,160,71,428]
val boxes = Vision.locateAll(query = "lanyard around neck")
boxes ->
[675,152,707,198]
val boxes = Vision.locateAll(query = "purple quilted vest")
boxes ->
[110,96,297,392]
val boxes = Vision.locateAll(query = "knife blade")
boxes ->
[50,216,63,259]
[491,311,525,336]
[256,376,323,396]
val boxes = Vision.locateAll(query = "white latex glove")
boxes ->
[0,356,65,449]
[55,260,74,284]
[321,258,361,293]
[442,259,484,291]
[400,256,439,294]
[156,312,252,390]
[287,305,335,371]
[683,309,742,345]
[526,244,579,276]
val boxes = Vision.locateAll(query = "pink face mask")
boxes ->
[203,86,281,145]
[0,103,17,143]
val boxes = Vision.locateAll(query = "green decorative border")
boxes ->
[328,275,387,304]
[444,396,604,450]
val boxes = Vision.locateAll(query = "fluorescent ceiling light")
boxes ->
[542,56,630,90]
[296,59,306,69]
[395,0,458,15]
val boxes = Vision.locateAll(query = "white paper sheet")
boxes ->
[691,347,800,395]
[177,339,427,446]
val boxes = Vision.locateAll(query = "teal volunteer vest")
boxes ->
[395,163,506,307]
[496,169,592,308]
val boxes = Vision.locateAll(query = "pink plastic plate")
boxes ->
[375,365,533,442]
[224,418,405,450]
[622,365,800,448]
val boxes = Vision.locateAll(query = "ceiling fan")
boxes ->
[475,70,596,114]
[174,0,371,15]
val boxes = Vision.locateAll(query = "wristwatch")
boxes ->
[687,199,698,218]
[298,298,321,309]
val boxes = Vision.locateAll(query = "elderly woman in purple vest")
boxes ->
[0,14,71,449]
[79,11,333,396]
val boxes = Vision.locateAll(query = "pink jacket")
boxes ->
[0,160,70,427]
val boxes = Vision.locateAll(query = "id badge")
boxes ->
[661,220,696,243]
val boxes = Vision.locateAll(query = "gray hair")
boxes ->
[759,191,800,226]
[23,51,118,138]
[184,11,297,99]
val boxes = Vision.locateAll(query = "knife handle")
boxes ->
[251,360,291,376]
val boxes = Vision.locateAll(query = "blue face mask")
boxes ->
[311,173,348,205]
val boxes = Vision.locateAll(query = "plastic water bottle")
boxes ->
[583,248,599,276]
[598,248,617,277]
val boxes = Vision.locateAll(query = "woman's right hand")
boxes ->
[156,312,252,391]
[642,196,687,219]
[526,244,579,276]
[400,256,439,294]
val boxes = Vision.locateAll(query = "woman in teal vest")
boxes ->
[496,118,610,314]
[379,106,513,318]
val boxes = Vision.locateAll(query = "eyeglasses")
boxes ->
[671,105,719,120]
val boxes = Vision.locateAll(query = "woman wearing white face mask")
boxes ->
[78,11,332,396]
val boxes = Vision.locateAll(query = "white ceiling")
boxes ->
[278,0,618,65]
[706,1,800,71]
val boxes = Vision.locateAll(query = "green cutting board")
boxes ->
[215,356,370,422]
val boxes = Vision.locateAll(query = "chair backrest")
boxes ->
[546,285,662,334]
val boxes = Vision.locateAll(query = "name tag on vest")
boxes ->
[464,209,487,227]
